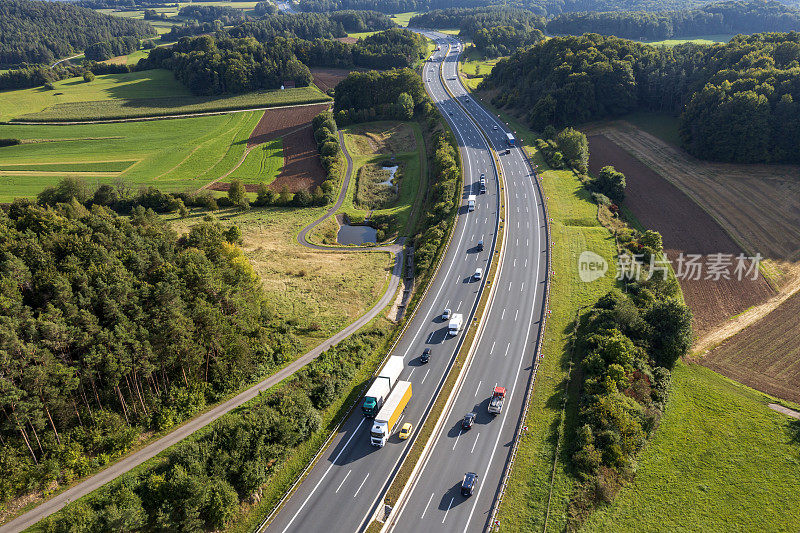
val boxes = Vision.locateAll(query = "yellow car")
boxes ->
[399,422,413,440]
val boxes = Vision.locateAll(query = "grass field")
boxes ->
[582,362,800,532]
[339,121,425,236]
[645,34,734,47]
[493,116,618,531]
[459,54,500,91]
[227,138,283,186]
[0,112,264,201]
[0,69,330,122]
[390,11,417,27]
[169,207,391,352]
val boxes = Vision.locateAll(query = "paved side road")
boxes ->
[0,140,403,533]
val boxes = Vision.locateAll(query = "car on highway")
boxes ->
[442,308,451,320]
[427,78,431,82]
[462,412,476,429]
[399,422,413,440]
[493,125,498,130]
[505,148,511,155]
[420,348,431,364]
[477,239,484,251]
[461,472,478,496]
[473,268,482,281]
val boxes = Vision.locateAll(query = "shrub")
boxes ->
[83,71,96,82]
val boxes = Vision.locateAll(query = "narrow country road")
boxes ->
[0,133,403,533]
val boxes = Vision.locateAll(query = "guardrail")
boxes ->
[487,124,553,533]
[255,42,467,533]
[377,37,510,532]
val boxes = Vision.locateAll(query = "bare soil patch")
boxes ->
[588,134,774,336]
[311,68,355,93]
[247,103,330,148]
[586,121,800,262]
[699,290,800,403]
[270,125,326,193]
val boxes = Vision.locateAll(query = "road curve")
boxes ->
[0,140,403,533]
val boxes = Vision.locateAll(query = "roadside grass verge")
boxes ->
[340,121,427,237]
[169,207,391,354]
[581,362,800,532]
[477,92,800,532]
[0,112,262,201]
[0,68,330,122]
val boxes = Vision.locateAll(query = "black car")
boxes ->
[462,412,476,429]
[461,472,478,496]
[477,239,484,252]
[420,348,431,364]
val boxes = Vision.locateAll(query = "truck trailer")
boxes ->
[448,313,463,336]
[467,194,476,211]
[506,133,515,146]
[370,381,412,447]
[362,356,404,417]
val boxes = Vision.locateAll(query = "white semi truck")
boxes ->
[448,313,463,336]
[467,194,476,211]
[362,356,404,417]
[370,381,412,447]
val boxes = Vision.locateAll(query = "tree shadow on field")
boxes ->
[787,419,800,447]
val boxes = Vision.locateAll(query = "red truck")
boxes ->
[488,386,506,414]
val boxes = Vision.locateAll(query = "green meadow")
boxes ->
[0,69,330,122]
[645,34,734,46]
[0,111,269,202]
[227,138,283,186]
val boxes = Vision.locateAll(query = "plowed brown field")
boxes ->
[311,68,355,93]
[588,134,774,336]
[269,125,326,193]
[588,121,800,261]
[247,103,330,148]
[701,290,800,403]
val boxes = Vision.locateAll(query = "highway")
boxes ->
[262,34,504,533]
[388,31,548,533]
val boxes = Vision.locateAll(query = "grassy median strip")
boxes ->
[375,144,506,532]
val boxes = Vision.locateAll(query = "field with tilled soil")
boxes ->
[587,134,774,336]
[247,103,330,147]
[700,291,800,403]
[589,121,800,262]
[310,68,355,93]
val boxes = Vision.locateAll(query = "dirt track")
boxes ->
[588,134,774,336]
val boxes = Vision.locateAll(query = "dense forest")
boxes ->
[226,13,349,41]
[333,68,432,123]
[0,0,155,67]
[141,35,312,95]
[409,6,546,56]
[0,202,301,507]
[291,28,429,70]
[178,4,247,25]
[485,32,800,163]
[548,0,800,40]
[83,36,141,61]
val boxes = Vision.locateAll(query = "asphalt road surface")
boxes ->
[263,32,547,533]
[388,31,548,533]
[262,35,503,533]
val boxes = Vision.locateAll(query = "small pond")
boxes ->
[338,223,378,245]
[377,165,399,188]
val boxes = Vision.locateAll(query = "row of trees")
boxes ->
[486,32,800,162]
[547,0,800,40]
[312,109,344,202]
[0,61,131,91]
[0,201,302,506]
[0,0,155,67]
[409,6,545,36]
